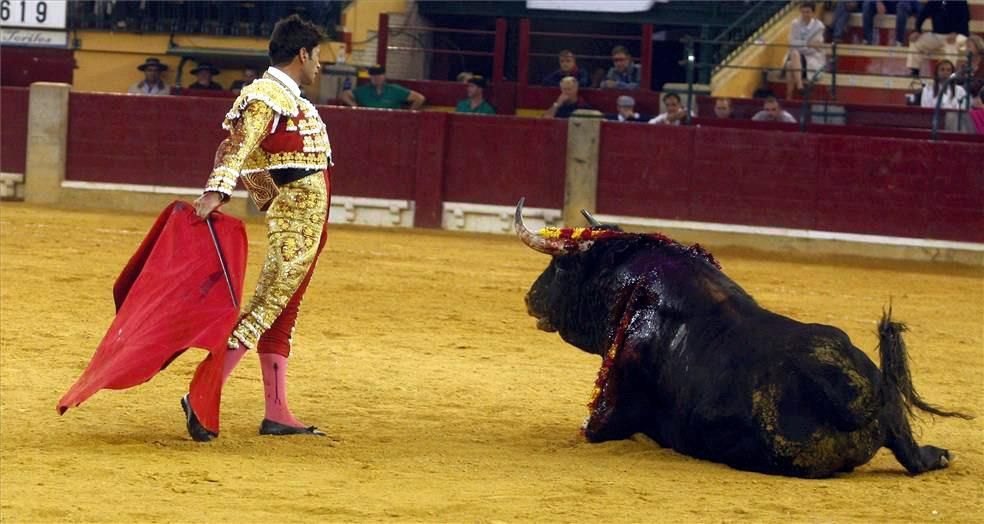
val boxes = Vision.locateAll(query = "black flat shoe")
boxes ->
[259,419,326,436]
[181,394,218,442]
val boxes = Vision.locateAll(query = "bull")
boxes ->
[515,199,969,478]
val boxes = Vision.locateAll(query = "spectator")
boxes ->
[456,71,474,83]
[542,76,592,118]
[589,66,607,89]
[340,65,426,110]
[648,93,693,125]
[829,1,860,43]
[455,75,495,114]
[230,67,260,94]
[907,0,970,77]
[188,63,223,90]
[920,60,968,109]
[832,1,920,46]
[606,95,647,122]
[752,96,798,123]
[542,50,590,87]
[602,45,641,89]
[714,97,734,119]
[784,2,826,99]
[957,34,984,98]
[129,57,171,96]
[970,87,984,133]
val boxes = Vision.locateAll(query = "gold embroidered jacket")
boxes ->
[205,73,332,210]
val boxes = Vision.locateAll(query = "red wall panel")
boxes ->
[319,106,418,200]
[1,87,29,174]
[0,47,74,87]
[443,114,567,208]
[597,122,695,219]
[67,93,229,187]
[597,122,981,243]
[691,126,820,229]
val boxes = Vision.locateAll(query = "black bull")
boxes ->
[515,200,970,478]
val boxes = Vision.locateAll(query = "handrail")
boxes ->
[799,65,827,132]
[711,1,778,44]
[930,65,976,140]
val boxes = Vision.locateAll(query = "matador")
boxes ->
[190,15,332,440]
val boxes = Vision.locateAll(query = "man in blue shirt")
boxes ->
[602,45,641,89]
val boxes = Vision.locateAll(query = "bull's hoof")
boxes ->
[919,445,951,472]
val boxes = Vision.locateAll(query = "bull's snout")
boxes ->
[525,292,556,332]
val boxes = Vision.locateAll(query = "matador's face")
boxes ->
[301,45,322,86]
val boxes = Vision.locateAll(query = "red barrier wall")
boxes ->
[61,92,980,243]
[597,123,983,243]
[443,114,567,208]
[1,87,29,174]
[0,47,74,87]
[66,93,230,187]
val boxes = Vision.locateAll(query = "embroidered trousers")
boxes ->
[230,171,330,357]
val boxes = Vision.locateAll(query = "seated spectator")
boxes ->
[230,67,260,94]
[606,95,647,122]
[542,76,592,118]
[714,97,734,118]
[752,96,798,123]
[542,50,590,87]
[188,63,223,90]
[957,34,984,99]
[455,75,495,114]
[648,93,693,125]
[920,60,968,109]
[602,45,641,90]
[589,66,607,89]
[906,0,970,77]
[784,2,826,99]
[456,71,474,83]
[129,57,171,96]
[970,87,984,133]
[341,65,426,110]
[831,1,920,46]
[829,1,859,43]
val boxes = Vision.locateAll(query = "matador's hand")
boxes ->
[194,191,224,220]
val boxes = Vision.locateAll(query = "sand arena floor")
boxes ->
[0,203,981,523]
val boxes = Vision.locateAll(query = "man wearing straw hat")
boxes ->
[129,57,171,96]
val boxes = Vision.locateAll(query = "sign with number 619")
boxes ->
[0,0,67,30]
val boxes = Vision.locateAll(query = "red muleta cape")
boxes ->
[57,201,247,434]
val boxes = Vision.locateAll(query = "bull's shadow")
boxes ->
[515,199,971,479]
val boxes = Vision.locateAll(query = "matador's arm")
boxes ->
[204,101,276,199]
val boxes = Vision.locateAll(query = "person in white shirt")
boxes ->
[128,57,171,96]
[648,93,694,125]
[920,59,968,109]
[784,2,826,100]
[752,96,798,123]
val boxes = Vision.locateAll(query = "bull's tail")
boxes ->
[877,307,971,475]
[877,309,970,420]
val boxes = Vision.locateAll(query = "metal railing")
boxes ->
[682,36,977,139]
[377,14,506,83]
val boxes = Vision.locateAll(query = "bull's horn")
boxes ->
[515,198,567,255]
[580,209,602,227]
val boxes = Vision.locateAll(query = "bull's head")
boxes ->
[516,198,721,357]
[516,198,622,355]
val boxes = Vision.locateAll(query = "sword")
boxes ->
[205,216,238,309]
